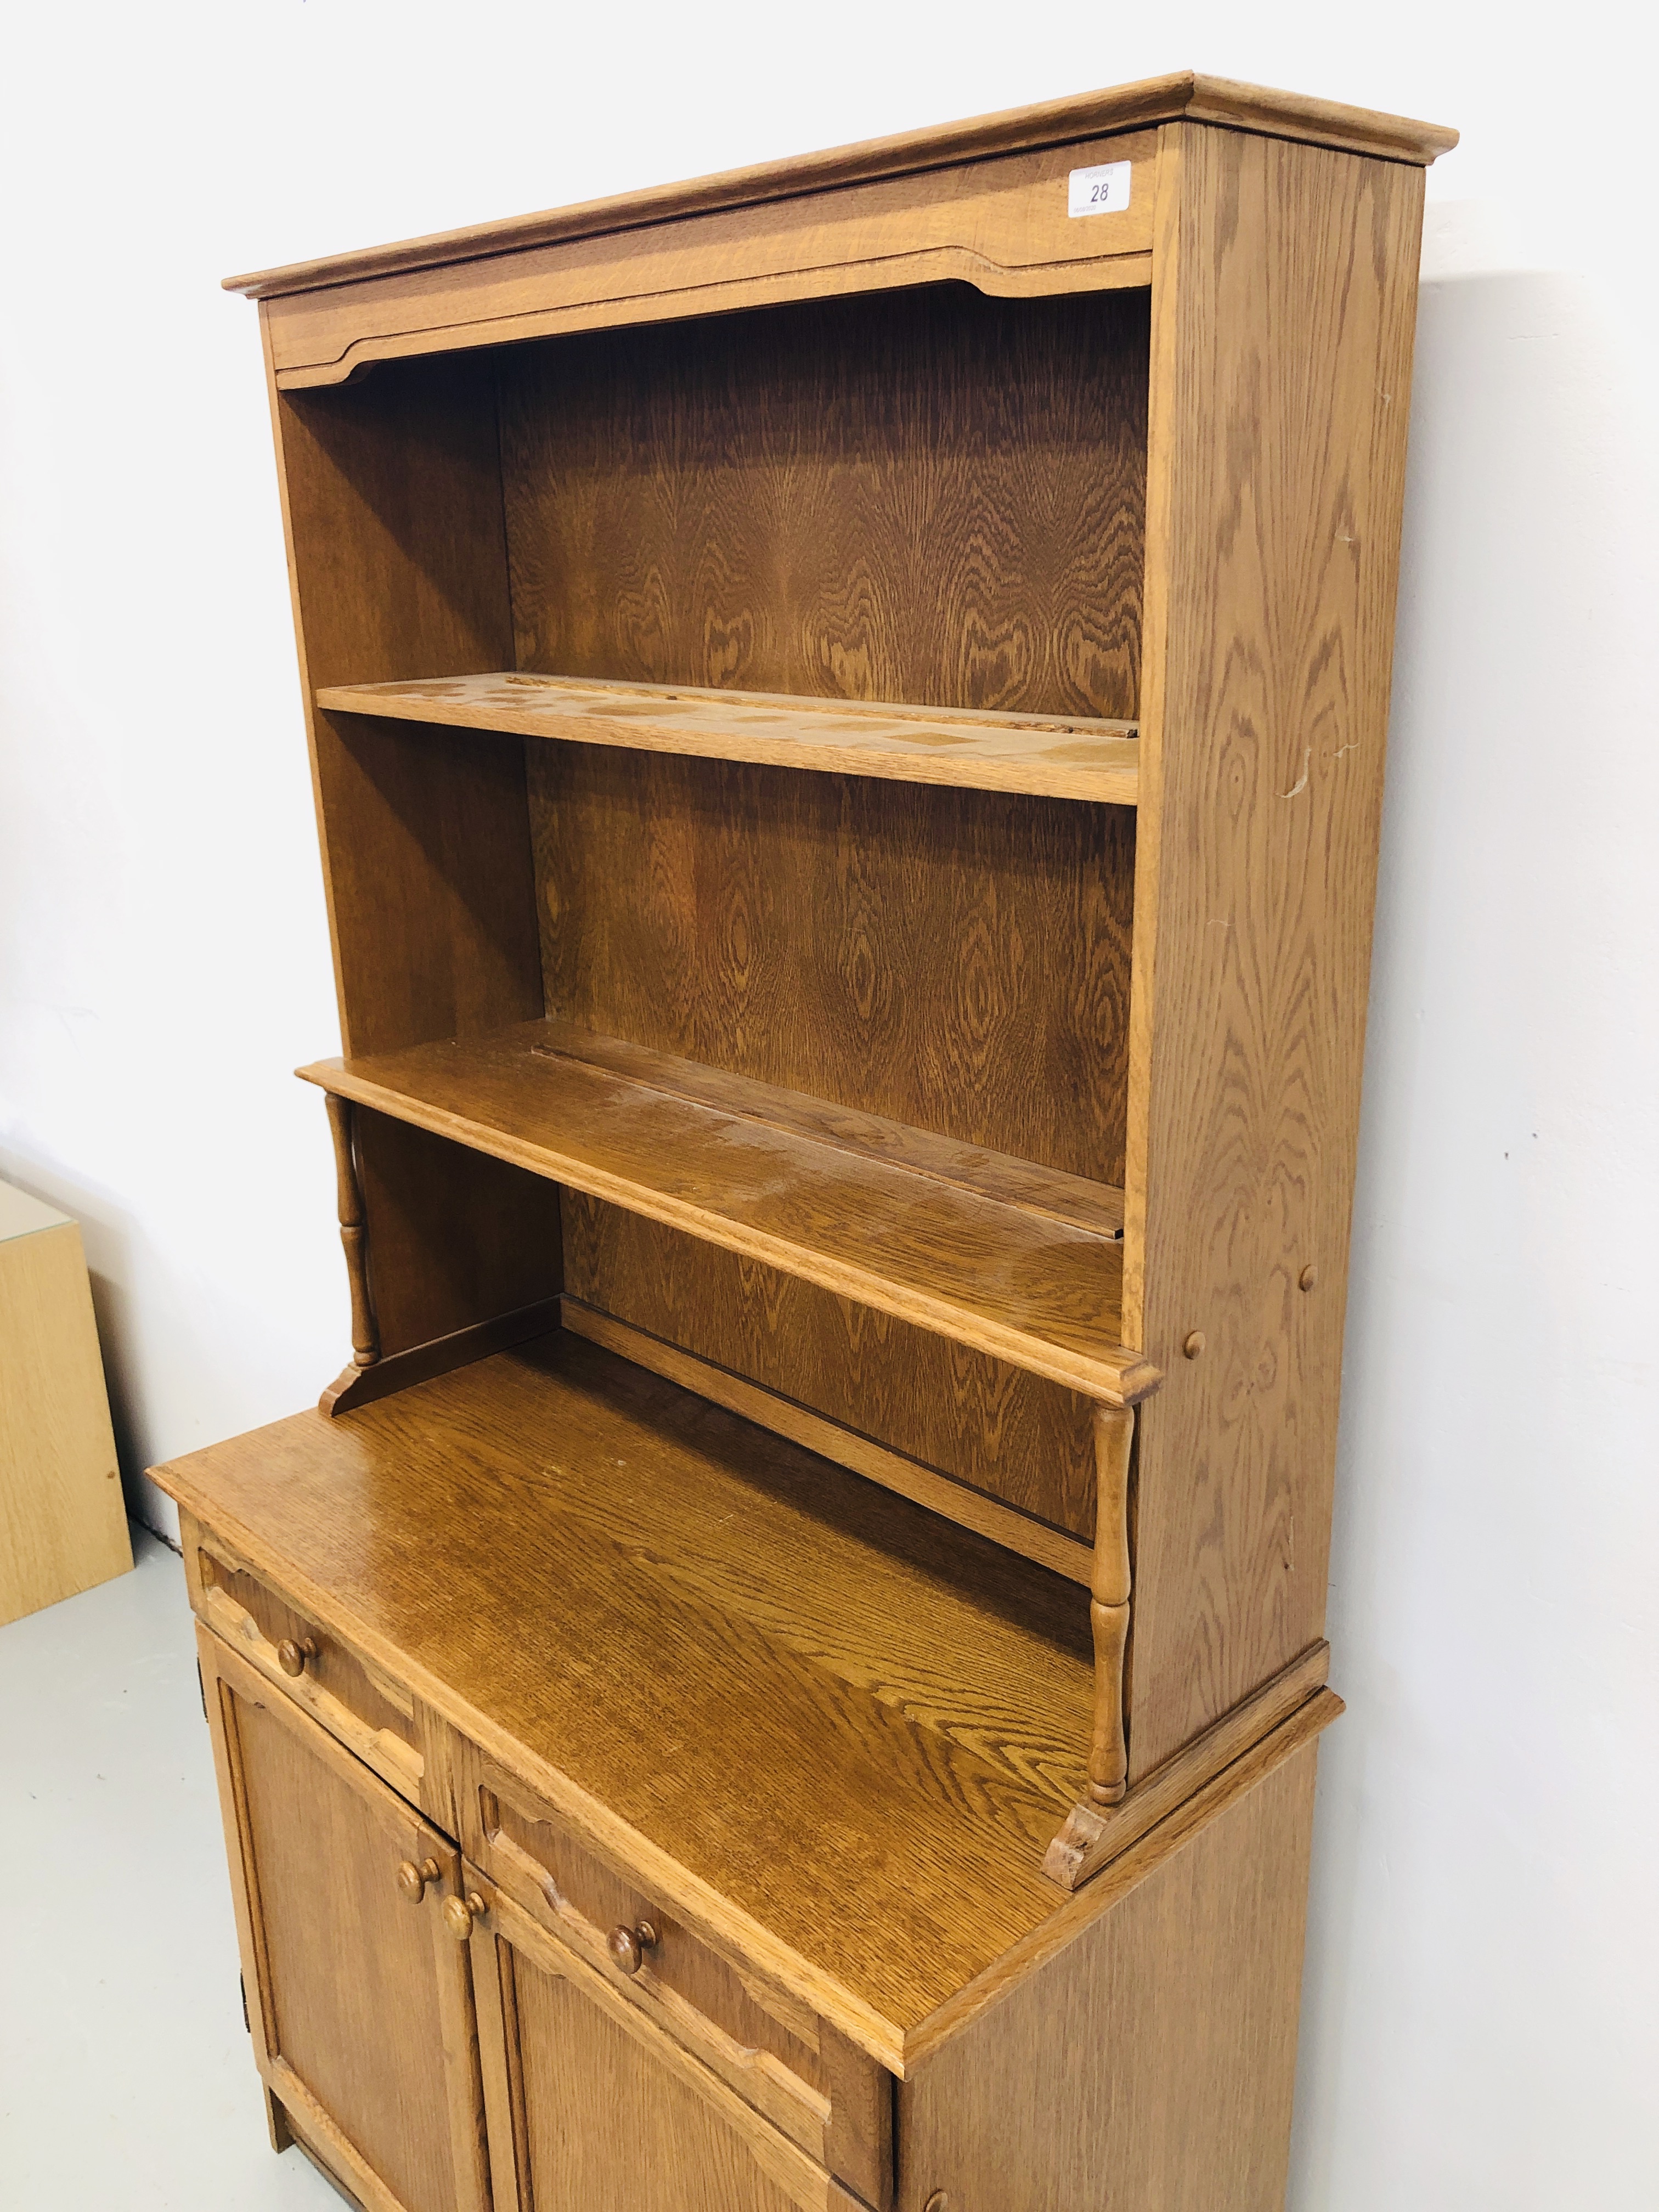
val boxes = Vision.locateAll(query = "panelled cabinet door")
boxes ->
[468,1877,861,2212]
[198,1623,490,2212]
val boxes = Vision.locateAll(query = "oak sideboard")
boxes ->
[152,70,1455,2211]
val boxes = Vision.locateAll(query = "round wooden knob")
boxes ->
[1183,1330,1206,1359]
[396,1857,441,1903]
[443,1892,487,1942]
[1299,1263,1319,1292]
[607,1921,659,1976]
[276,1635,317,1678]
[924,2194,952,2211]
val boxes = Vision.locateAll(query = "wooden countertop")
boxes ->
[152,1329,1334,2067]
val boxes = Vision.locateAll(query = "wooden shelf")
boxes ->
[314,672,1141,805]
[298,1020,1158,1407]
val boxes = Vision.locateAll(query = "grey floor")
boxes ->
[0,1526,336,2208]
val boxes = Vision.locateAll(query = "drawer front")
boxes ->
[183,1511,424,1805]
[470,1877,869,2212]
[457,1747,890,2207]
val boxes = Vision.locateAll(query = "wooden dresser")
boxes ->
[152,72,1455,2211]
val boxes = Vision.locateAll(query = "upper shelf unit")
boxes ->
[300,1020,1159,1408]
[315,673,1141,805]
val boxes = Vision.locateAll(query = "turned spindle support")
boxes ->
[324,1093,379,1373]
[1043,1400,1139,1887]
[1086,1401,1135,1806]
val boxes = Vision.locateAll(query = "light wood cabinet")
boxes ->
[157,67,1455,2211]
[0,1180,130,1626]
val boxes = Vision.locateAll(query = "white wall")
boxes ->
[2,4,1654,2203]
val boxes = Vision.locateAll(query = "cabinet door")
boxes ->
[199,1624,490,2212]
[467,1877,860,2212]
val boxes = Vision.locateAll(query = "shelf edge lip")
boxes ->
[313,678,1142,808]
[316,673,1139,741]
[224,73,1457,300]
[295,1056,1163,1408]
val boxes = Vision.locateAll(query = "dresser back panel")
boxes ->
[563,1194,1099,1539]
[527,746,1135,1183]
[498,284,1149,723]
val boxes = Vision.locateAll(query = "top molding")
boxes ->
[224,71,1458,301]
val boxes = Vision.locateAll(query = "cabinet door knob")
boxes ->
[276,1635,318,1678]
[443,1892,488,1942]
[924,2194,952,2211]
[608,1920,660,1975]
[396,1857,442,1903]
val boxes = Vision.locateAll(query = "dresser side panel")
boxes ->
[1124,127,1425,1773]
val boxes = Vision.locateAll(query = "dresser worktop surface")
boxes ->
[154,1331,1113,2055]
[157,1327,1340,2070]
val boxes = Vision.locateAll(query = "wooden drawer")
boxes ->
[469,1874,871,2212]
[182,1510,425,1807]
[456,1749,891,2208]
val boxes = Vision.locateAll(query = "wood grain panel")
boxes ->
[271,349,538,1055]
[315,670,1142,805]
[198,1543,417,1754]
[560,1301,1092,1582]
[484,1784,827,2089]
[307,714,543,1060]
[159,1334,1093,2047]
[484,1902,861,2212]
[346,1110,562,1359]
[0,1199,130,1626]
[563,1196,1098,1539]
[898,1737,1319,2210]
[201,1630,489,2212]
[1122,126,1426,1773]
[199,1576,426,1803]
[299,1030,1150,1403]
[235,1696,462,2212]
[529,748,1136,1184]
[503,1024,1125,1238]
[465,1770,895,2197]
[269,346,556,1358]
[1042,1644,1331,1890]
[262,133,1155,387]
[500,284,1149,724]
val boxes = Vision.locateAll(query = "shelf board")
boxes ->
[314,671,1141,805]
[298,1020,1158,1407]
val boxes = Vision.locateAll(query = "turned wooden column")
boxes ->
[325,1094,379,1373]
[1086,1403,1135,1806]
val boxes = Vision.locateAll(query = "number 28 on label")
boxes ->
[1066,161,1132,218]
